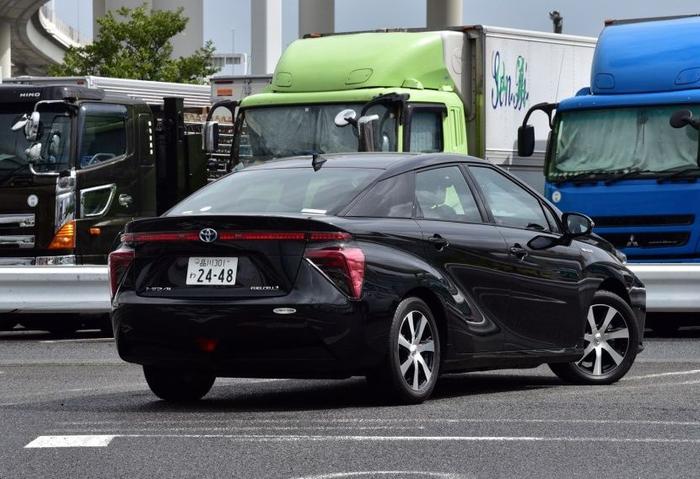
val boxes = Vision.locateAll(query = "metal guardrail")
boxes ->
[0,266,110,314]
[628,263,700,312]
[38,3,85,47]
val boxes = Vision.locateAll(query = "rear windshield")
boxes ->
[168,167,380,216]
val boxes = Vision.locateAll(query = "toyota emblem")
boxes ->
[199,228,218,243]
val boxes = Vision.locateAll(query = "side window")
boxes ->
[347,173,413,218]
[469,166,549,231]
[415,166,481,222]
[79,104,128,168]
[409,109,443,153]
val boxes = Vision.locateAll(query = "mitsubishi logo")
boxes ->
[626,234,639,248]
[199,228,218,243]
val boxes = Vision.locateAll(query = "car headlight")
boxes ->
[614,249,627,264]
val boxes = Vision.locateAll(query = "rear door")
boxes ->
[468,165,586,350]
[74,103,138,263]
[412,164,513,353]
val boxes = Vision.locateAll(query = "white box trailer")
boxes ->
[461,27,596,190]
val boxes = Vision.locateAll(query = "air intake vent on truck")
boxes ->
[592,215,694,227]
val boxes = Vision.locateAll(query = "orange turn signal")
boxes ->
[89,227,101,236]
[48,220,76,250]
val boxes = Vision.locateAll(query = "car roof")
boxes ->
[242,152,489,178]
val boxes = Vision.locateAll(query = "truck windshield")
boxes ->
[236,104,397,168]
[549,105,700,180]
[0,103,72,179]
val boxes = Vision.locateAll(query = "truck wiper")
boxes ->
[0,161,56,186]
[604,167,653,185]
[656,166,700,183]
[551,170,607,184]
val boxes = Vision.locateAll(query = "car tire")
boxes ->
[549,290,639,385]
[367,297,441,404]
[143,365,215,402]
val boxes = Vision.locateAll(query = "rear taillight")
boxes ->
[305,247,365,299]
[108,246,134,298]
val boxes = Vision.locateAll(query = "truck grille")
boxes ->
[0,213,36,249]
[600,232,690,249]
[592,215,694,227]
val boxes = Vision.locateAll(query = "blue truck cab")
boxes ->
[518,15,700,317]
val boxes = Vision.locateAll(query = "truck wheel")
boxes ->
[143,365,215,402]
[366,297,441,404]
[549,290,639,385]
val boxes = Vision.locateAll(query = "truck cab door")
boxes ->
[74,103,137,264]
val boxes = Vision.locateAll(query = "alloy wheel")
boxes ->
[397,310,435,391]
[575,303,630,376]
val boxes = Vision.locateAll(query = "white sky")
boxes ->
[54,0,700,56]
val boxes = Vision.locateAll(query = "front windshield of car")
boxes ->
[0,103,72,178]
[236,103,397,168]
[168,167,380,216]
[549,105,700,180]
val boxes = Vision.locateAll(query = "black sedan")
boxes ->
[109,153,646,404]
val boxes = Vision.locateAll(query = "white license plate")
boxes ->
[186,257,238,285]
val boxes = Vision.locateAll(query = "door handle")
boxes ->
[428,234,449,250]
[509,243,528,261]
[118,194,133,207]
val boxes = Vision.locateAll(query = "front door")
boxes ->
[412,165,513,354]
[74,103,138,264]
[468,165,586,350]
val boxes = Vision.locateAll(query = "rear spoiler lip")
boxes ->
[124,213,347,234]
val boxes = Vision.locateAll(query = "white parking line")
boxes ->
[24,433,700,448]
[624,369,700,380]
[25,435,115,448]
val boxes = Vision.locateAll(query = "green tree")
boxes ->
[49,5,217,84]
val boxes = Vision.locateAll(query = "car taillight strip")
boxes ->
[121,231,351,243]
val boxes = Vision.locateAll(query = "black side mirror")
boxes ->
[517,125,535,157]
[562,212,594,237]
[670,109,700,130]
[202,121,220,153]
[357,114,379,152]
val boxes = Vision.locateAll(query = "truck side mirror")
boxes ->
[670,109,700,130]
[357,114,379,152]
[517,124,535,157]
[334,109,357,127]
[202,121,219,153]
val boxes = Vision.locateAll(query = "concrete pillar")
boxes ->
[426,0,463,28]
[93,0,153,41]
[0,21,10,79]
[251,0,282,75]
[299,0,334,37]
[153,0,203,57]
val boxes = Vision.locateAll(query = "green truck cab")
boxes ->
[223,28,595,190]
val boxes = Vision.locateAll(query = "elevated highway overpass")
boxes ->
[0,0,80,78]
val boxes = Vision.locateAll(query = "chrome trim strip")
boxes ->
[80,183,117,219]
[0,214,35,227]
[0,257,34,266]
[0,235,35,247]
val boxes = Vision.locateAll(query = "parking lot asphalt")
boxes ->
[0,327,698,479]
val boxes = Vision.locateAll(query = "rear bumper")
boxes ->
[628,263,700,312]
[0,265,110,314]
[112,293,382,378]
